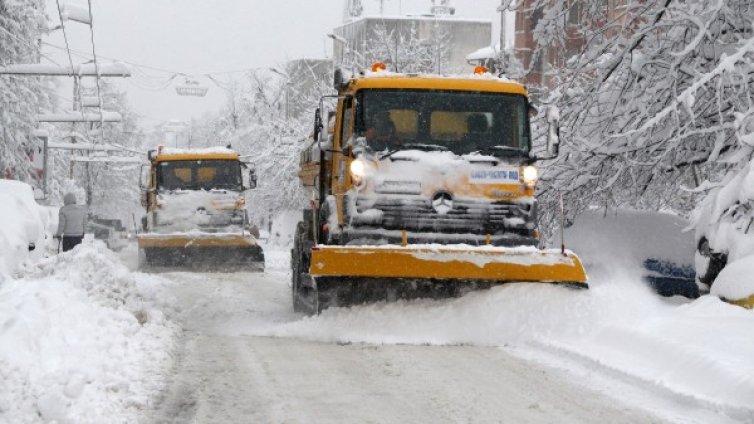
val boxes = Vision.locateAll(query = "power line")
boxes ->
[54,0,86,122]
[40,40,283,80]
[86,0,106,144]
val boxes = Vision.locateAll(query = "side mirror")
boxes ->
[547,123,560,157]
[334,68,346,91]
[543,106,561,159]
[528,104,539,118]
[313,107,322,141]
[139,164,149,190]
[248,169,257,189]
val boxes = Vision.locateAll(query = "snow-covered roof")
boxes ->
[466,44,499,61]
[348,14,490,25]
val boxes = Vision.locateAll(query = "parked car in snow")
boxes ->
[692,160,754,306]
[564,208,698,297]
[0,180,47,275]
[87,216,128,251]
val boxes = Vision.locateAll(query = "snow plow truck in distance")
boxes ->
[137,146,264,271]
[291,64,587,314]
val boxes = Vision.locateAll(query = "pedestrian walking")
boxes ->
[55,193,87,252]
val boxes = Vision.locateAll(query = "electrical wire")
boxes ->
[54,0,86,123]
[86,0,107,145]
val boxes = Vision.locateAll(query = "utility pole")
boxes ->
[498,0,506,49]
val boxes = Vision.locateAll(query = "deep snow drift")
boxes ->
[0,242,179,424]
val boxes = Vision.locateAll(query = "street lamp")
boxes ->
[327,33,364,69]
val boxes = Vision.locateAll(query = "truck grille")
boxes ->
[354,197,535,234]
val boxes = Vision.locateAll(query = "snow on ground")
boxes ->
[221,209,754,421]
[0,241,180,424]
[2,207,752,422]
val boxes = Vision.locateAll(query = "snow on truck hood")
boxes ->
[360,150,526,199]
[155,190,244,232]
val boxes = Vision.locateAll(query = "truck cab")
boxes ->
[138,146,263,270]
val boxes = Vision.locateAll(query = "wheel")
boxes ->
[696,237,728,288]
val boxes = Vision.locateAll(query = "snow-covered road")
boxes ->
[3,242,752,423]
[141,269,670,424]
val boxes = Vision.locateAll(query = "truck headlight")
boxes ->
[523,166,538,186]
[350,159,366,179]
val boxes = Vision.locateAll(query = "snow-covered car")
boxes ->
[88,216,128,251]
[564,208,697,297]
[693,159,754,305]
[0,180,47,275]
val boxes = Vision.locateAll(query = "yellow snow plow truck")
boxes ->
[291,65,587,314]
[138,146,264,270]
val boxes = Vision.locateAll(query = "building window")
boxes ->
[567,2,581,25]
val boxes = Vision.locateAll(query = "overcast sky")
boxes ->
[43,0,505,127]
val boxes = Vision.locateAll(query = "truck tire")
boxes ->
[291,221,310,313]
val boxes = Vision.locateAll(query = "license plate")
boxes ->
[469,168,520,184]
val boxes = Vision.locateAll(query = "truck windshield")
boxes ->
[157,160,242,191]
[355,89,530,156]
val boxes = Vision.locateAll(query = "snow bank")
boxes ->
[0,242,179,423]
[0,180,47,277]
[710,255,754,302]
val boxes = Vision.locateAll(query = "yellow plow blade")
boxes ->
[310,245,587,286]
[729,294,754,309]
[137,233,264,270]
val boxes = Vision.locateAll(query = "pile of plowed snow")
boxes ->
[0,180,51,277]
[0,241,179,423]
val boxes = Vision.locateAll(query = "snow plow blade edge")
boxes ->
[309,245,587,285]
[138,234,264,270]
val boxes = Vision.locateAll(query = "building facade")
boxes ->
[514,0,630,89]
[333,14,492,74]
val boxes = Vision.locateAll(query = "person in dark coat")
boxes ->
[55,193,87,252]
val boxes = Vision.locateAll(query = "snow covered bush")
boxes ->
[0,0,54,181]
[508,0,754,235]
[692,157,754,302]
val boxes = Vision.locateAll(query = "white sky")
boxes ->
[43,0,506,127]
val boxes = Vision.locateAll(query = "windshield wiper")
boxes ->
[473,145,527,157]
[380,143,448,160]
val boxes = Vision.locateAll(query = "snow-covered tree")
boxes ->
[365,22,452,74]
[63,81,143,223]
[0,0,53,182]
[188,66,333,222]
[509,0,754,234]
